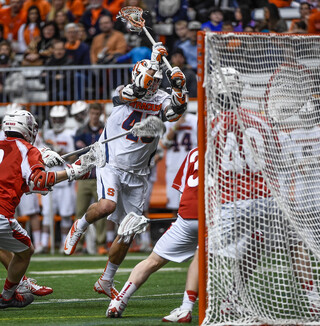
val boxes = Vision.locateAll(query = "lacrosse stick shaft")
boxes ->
[148,217,177,223]
[142,26,172,71]
[61,131,130,159]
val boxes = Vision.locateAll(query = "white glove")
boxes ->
[40,147,65,168]
[151,42,168,70]
[65,158,93,181]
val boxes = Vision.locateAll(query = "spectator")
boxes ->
[64,23,91,65]
[122,0,147,10]
[289,20,308,33]
[172,20,189,51]
[161,48,197,97]
[17,5,42,54]
[80,0,112,44]
[42,39,75,101]
[102,0,124,21]
[77,22,90,44]
[222,20,234,32]
[178,21,201,72]
[73,103,106,255]
[21,21,60,66]
[66,0,86,22]
[0,0,27,52]
[288,2,311,32]
[54,9,70,39]
[155,0,188,23]
[236,0,268,9]
[115,35,151,64]
[90,14,127,64]
[269,0,292,8]
[233,5,254,32]
[257,3,288,33]
[201,7,224,32]
[23,0,51,21]
[47,0,75,23]
[188,0,212,23]
[308,0,320,34]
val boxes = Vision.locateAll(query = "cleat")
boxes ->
[64,220,86,255]
[162,308,192,323]
[0,292,34,309]
[106,297,127,318]
[97,245,108,255]
[17,278,53,296]
[94,279,119,299]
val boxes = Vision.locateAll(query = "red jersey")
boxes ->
[212,109,271,204]
[172,147,198,220]
[0,137,44,218]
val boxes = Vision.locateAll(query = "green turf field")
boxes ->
[0,253,199,326]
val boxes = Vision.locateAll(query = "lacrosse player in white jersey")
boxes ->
[40,105,77,253]
[64,41,188,300]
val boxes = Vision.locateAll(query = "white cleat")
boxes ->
[16,278,53,296]
[64,220,86,255]
[106,297,127,318]
[162,308,192,323]
[94,278,119,299]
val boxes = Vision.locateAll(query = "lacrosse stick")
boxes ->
[117,6,172,71]
[117,212,176,243]
[62,115,165,160]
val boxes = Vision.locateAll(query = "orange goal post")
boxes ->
[197,31,320,325]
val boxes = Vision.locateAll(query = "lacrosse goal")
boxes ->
[197,32,320,325]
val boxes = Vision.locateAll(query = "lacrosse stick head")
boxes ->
[131,116,166,137]
[117,212,149,243]
[80,142,106,168]
[117,6,145,32]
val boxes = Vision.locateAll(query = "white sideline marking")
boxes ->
[29,267,187,275]
[31,255,148,262]
[31,292,185,305]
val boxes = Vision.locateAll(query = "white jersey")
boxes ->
[164,113,198,175]
[100,87,171,175]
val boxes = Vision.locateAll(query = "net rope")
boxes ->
[203,32,320,326]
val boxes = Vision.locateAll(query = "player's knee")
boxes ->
[145,253,165,272]
[97,199,116,217]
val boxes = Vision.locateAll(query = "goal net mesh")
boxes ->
[203,32,320,325]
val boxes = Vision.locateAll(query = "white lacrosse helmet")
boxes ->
[70,101,88,116]
[50,105,68,132]
[215,67,243,108]
[265,64,311,124]
[6,103,24,113]
[2,110,38,144]
[132,59,163,100]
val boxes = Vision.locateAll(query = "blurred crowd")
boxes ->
[0,0,319,74]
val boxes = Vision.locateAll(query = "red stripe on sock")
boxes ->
[186,290,198,302]
[4,278,19,291]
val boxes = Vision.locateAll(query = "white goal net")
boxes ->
[203,32,320,325]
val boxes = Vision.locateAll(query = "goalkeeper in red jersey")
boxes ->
[0,109,94,309]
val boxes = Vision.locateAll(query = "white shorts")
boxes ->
[41,184,76,226]
[97,164,147,224]
[16,193,40,216]
[153,215,198,263]
[166,170,180,210]
[212,198,299,259]
[0,215,31,252]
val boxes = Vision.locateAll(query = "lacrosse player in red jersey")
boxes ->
[64,41,188,301]
[106,147,199,320]
[0,109,94,309]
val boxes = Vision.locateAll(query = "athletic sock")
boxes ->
[180,290,198,311]
[106,231,115,243]
[100,260,119,281]
[41,232,50,248]
[32,230,41,249]
[77,215,90,231]
[2,279,19,300]
[117,281,137,305]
